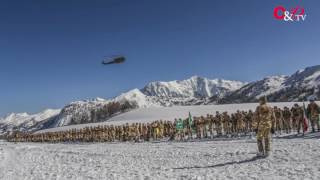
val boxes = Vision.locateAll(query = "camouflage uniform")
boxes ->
[199,116,206,138]
[215,112,222,136]
[169,121,175,140]
[204,114,212,138]
[124,123,130,141]
[274,107,283,133]
[235,111,244,134]
[246,110,254,133]
[152,121,159,140]
[255,96,275,156]
[194,118,201,139]
[146,123,152,141]
[291,104,304,134]
[307,101,320,132]
[159,121,164,139]
[231,114,237,135]
[222,112,231,135]
[282,107,292,133]
[208,115,214,138]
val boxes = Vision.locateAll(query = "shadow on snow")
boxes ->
[274,131,320,140]
[172,156,261,170]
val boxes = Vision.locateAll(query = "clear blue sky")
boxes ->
[0,0,319,116]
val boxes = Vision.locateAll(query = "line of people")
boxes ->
[7,100,320,143]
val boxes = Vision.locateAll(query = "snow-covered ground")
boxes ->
[1,133,320,180]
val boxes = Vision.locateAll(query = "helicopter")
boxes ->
[102,55,126,65]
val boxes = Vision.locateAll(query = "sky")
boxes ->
[0,0,319,116]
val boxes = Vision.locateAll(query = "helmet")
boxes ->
[259,96,267,105]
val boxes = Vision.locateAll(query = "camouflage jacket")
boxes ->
[291,106,303,117]
[307,102,320,119]
[255,104,275,129]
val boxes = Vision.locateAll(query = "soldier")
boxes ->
[208,115,215,138]
[124,123,130,141]
[142,123,148,141]
[215,111,222,136]
[134,123,141,141]
[199,116,206,138]
[110,125,116,142]
[274,106,283,134]
[254,96,275,157]
[204,114,212,138]
[138,123,143,141]
[151,121,159,140]
[121,125,126,141]
[291,104,304,134]
[231,113,237,136]
[222,112,231,135]
[246,110,254,134]
[168,121,175,140]
[194,118,201,139]
[173,119,179,140]
[159,120,164,139]
[118,125,123,141]
[147,123,152,141]
[235,111,244,135]
[114,126,119,141]
[129,124,135,141]
[282,106,292,133]
[307,99,320,132]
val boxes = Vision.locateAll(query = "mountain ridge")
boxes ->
[1,65,320,135]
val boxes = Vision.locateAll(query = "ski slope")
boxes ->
[37,102,315,133]
[1,133,320,180]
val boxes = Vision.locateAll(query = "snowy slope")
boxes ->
[112,88,163,108]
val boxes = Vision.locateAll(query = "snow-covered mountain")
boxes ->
[45,89,164,129]
[1,65,320,134]
[142,76,245,98]
[219,75,288,103]
[42,77,243,128]
[140,76,246,106]
[220,65,320,103]
[268,65,320,102]
[0,76,244,134]
[0,109,60,134]
[284,65,320,88]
